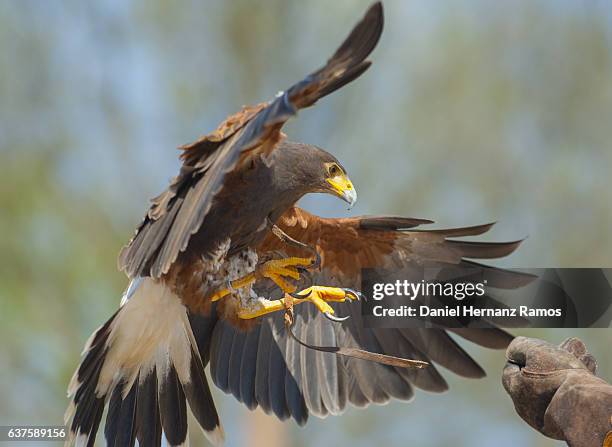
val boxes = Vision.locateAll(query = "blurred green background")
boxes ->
[1,1,611,446]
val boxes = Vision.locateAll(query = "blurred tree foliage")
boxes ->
[1,1,611,446]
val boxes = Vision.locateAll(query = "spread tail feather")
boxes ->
[65,278,223,447]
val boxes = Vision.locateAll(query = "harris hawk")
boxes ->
[65,3,531,446]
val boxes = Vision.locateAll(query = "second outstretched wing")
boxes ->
[205,207,533,424]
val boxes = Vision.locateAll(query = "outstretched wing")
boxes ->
[118,2,384,279]
[206,207,533,424]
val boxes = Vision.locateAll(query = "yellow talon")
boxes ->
[256,256,314,293]
[208,256,315,302]
[307,295,336,315]
[263,257,314,269]
[258,257,314,290]
[237,285,361,320]
[294,286,360,303]
[260,264,300,280]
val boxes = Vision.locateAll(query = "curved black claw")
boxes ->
[324,311,350,323]
[343,288,365,301]
[290,288,312,299]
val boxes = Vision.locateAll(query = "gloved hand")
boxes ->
[502,336,612,447]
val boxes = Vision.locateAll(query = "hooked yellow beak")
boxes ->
[326,173,357,209]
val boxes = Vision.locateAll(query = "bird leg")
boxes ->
[209,219,321,302]
[209,223,364,323]
[236,286,362,321]
[208,256,315,302]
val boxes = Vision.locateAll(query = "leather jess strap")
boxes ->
[283,303,429,369]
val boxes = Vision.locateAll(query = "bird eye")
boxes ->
[328,164,340,176]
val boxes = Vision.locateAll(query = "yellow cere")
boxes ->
[325,163,354,195]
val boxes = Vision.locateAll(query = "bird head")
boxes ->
[276,142,357,208]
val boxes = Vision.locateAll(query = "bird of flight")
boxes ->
[65,3,531,446]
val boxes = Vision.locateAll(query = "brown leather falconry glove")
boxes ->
[502,336,612,447]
